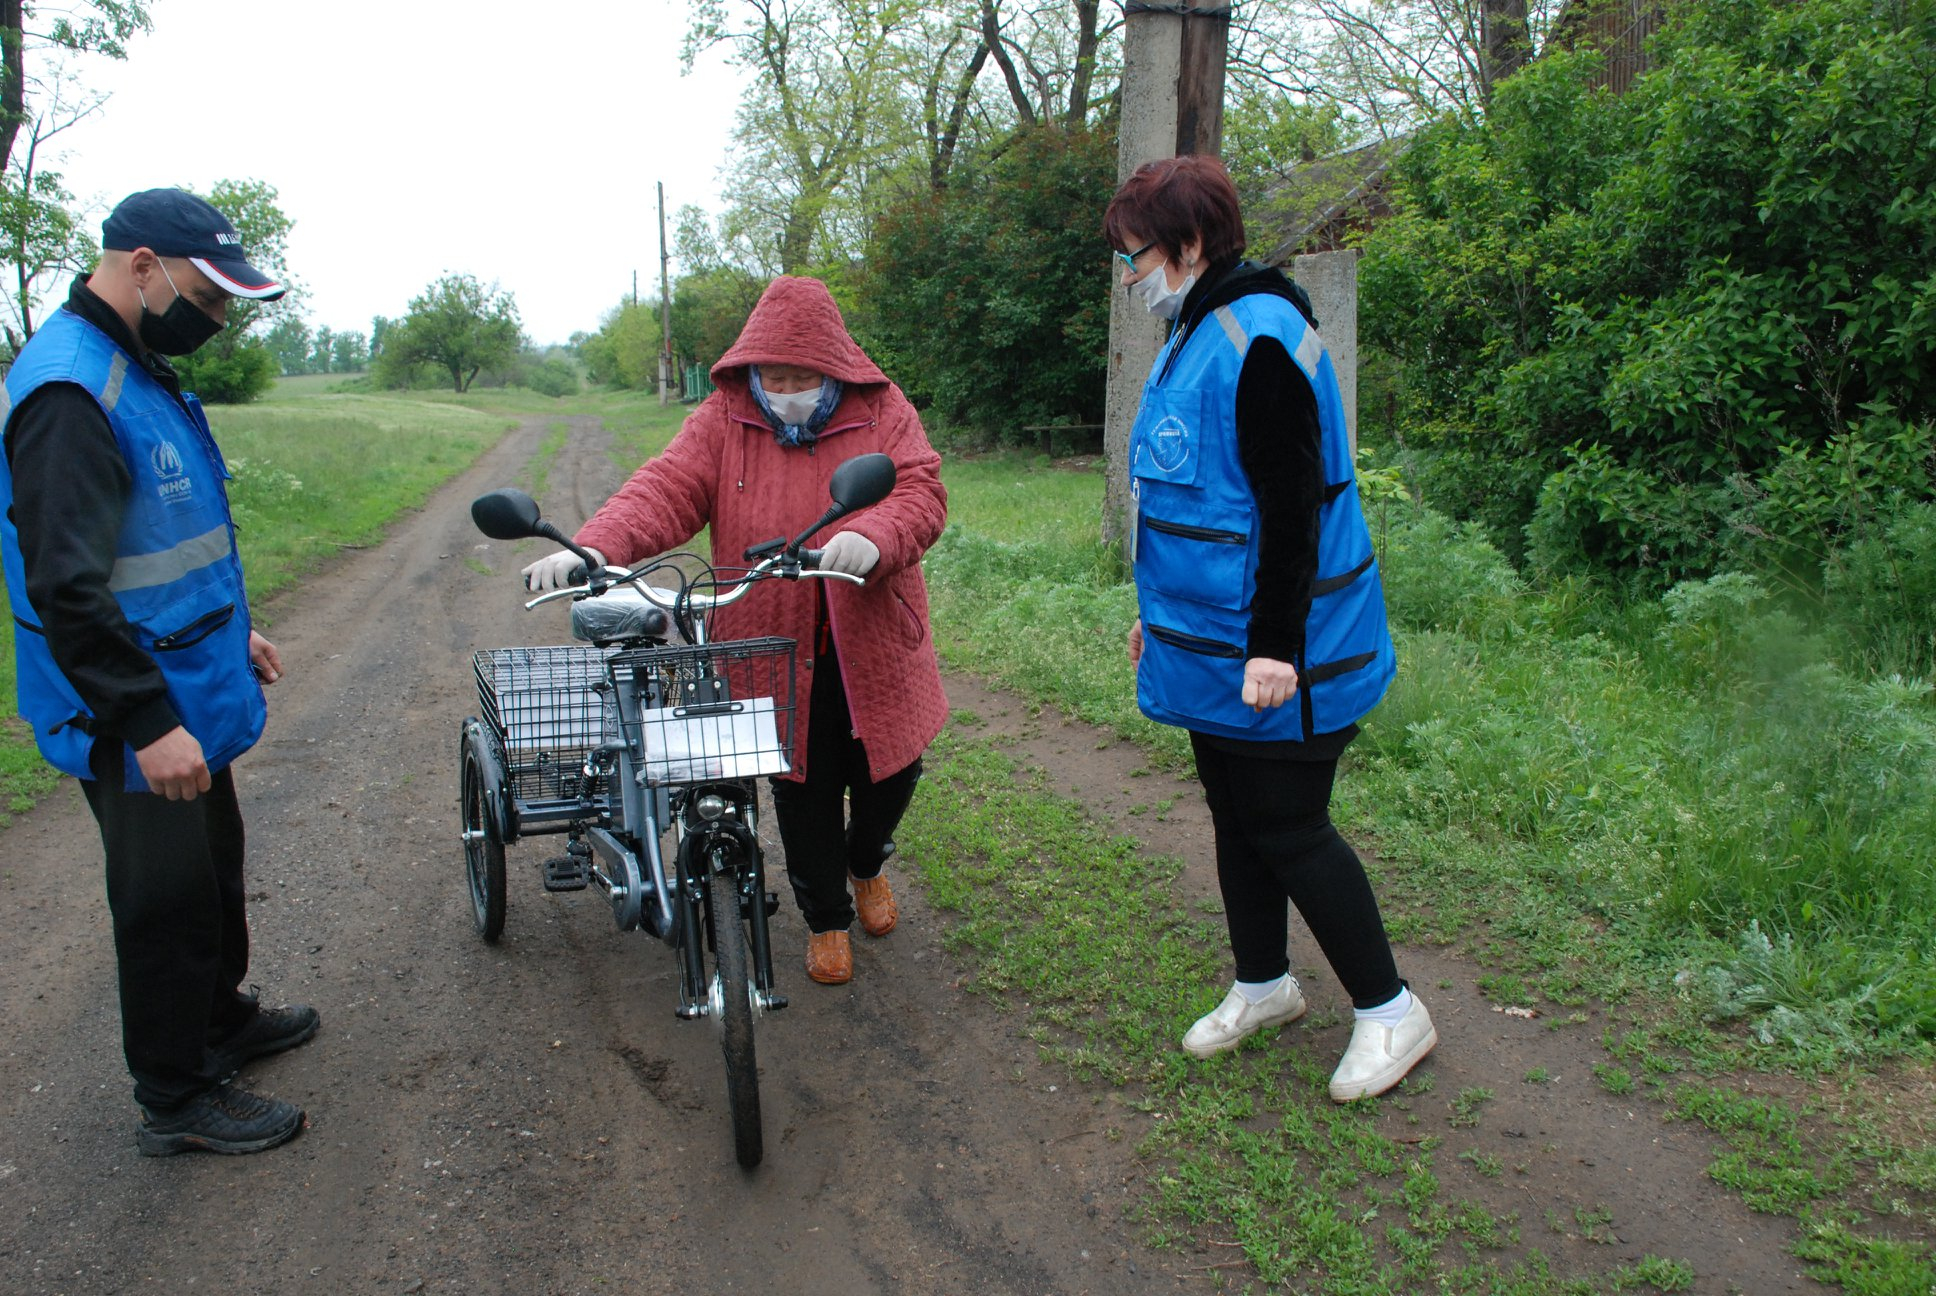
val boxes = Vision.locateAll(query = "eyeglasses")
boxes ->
[1115,240,1157,274]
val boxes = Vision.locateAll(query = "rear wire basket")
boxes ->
[473,645,621,801]
[606,637,797,785]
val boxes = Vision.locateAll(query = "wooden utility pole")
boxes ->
[1101,0,1232,547]
[657,182,673,406]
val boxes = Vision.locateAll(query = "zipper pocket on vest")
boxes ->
[153,603,236,651]
[1145,623,1245,658]
[1146,517,1248,546]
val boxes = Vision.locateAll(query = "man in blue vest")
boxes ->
[1,188,317,1155]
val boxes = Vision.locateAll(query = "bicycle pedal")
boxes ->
[763,891,780,917]
[542,856,589,892]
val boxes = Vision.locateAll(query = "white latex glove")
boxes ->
[522,546,605,592]
[818,530,880,577]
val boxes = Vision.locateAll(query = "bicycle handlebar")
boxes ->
[523,552,861,613]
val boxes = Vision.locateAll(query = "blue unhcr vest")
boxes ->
[0,307,265,790]
[1129,291,1396,741]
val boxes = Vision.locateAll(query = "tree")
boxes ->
[1,3,150,348]
[687,0,922,273]
[262,316,311,374]
[308,324,334,374]
[0,80,93,352]
[0,1,149,179]
[858,124,1116,440]
[1358,0,1936,585]
[173,178,297,403]
[382,273,522,392]
[330,328,367,373]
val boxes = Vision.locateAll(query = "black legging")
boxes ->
[769,642,922,934]
[1190,733,1402,1009]
[81,742,257,1110]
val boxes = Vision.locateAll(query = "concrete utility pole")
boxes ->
[1102,0,1232,548]
[657,182,673,407]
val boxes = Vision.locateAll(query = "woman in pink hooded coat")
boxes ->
[523,276,949,986]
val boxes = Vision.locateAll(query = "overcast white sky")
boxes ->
[51,0,749,345]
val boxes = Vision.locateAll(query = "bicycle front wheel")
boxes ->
[707,862,763,1168]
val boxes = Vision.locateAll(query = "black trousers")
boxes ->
[80,743,256,1110]
[1190,733,1403,1009]
[769,647,922,934]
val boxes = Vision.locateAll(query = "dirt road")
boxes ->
[0,417,1175,1295]
[0,415,1821,1295]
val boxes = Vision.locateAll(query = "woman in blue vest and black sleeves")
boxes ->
[1106,155,1435,1102]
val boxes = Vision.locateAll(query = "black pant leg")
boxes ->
[1189,733,1403,1007]
[845,755,921,880]
[81,745,250,1109]
[1192,736,1293,983]
[770,652,859,933]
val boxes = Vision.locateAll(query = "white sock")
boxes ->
[1235,975,1288,1005]
[1354,986,1413,1028]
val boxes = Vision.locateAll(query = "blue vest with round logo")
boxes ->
[1129,291,1396,741]
[0,307,265,790]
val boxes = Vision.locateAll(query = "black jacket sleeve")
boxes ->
[1232,336,1323,664]
[5,383,182,748]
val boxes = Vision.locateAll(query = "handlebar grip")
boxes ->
[799,548,823,570]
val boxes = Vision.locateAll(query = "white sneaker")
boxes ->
[1328,995,1437,1101]
[1181,979,1308,1058]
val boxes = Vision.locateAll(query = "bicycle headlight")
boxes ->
[694,793,730,822]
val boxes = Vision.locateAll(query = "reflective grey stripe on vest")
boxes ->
[106,524,230,594]
[0,385,11,419]
[1292,326,1324,383]
[101,351,129,413]
[1213,306,1247,356]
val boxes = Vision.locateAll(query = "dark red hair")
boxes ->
[1103,154,1245,268]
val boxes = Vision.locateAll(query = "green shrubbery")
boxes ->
[857,125,1116,444]
[924,447,1936,1055]
[1360,0,1936,588]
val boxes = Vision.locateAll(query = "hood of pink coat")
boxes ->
[711,276,887,387]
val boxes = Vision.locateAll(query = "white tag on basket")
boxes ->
[639,696,788,782]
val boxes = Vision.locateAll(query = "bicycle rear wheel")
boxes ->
[461,737,506,941]
[707,862,762,1167]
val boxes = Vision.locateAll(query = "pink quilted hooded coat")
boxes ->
[575,276,949,782]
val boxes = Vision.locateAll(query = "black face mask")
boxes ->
[138,263,223,356]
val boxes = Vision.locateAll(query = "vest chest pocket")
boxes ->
[1129,389,1206,488]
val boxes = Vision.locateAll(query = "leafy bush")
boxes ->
[176,338,279,404]
[518,356,580,397]
[1378,500,1527,639]
[857,125,1115,443]
[1821,499,1936,678]
[1360,0,1936,584]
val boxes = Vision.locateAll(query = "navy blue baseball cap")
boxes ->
[102,188,286,300]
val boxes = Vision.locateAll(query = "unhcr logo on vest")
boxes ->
[1147,414,1192,473]
[151,440,194,503]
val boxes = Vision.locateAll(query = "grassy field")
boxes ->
[913,449,1936,1294]
[0,385,522,823]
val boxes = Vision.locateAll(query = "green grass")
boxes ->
[212,390,514,602]
[916,446,1936,1293]
[0,385,523,825]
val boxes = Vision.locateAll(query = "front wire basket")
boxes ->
[472,645,622,801]
[605,637,798,786]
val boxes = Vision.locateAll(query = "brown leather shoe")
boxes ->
[804,930,853,984]
[851,872,898,937]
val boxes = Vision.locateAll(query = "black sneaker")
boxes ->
[210,1003,320,1079]
[137,1084,305,1157]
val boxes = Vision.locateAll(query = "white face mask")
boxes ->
[765,385,822,427]
[1133,264,1195,320]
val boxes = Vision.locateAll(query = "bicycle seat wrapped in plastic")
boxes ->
[570,583,672,644]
